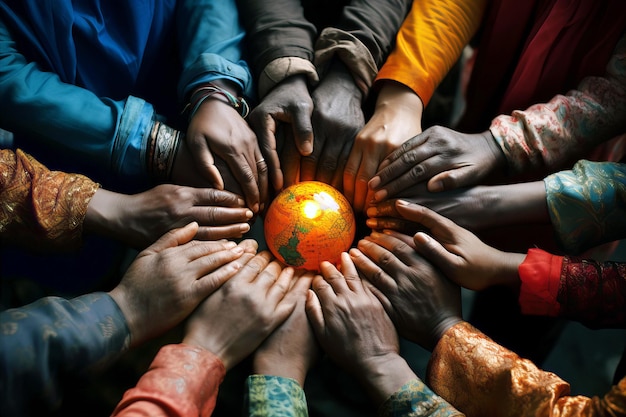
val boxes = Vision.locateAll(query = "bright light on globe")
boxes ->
[264,181,356,272]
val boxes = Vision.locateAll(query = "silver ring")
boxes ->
[256,158,265,165]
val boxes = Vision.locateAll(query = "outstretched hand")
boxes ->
[109,223,257,347]
[247,75,314,191]
[350,231,462,351]
[368,126,505,201]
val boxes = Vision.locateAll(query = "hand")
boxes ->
[305,60,364,189]
[85,184,254,249]
[253,270,317,387]
[108,223,258,347]
[344,81,423,213]
[247,75,314,191]
[369,126,506,201]
[186,80,267,213]
[305,253,417,404]
[366,181,549,232]
[182,252,309,371]
[350,231,462,351]
[377,201,524,290]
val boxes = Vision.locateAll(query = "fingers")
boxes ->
[337,252,362,292]
[348,246,396,294]
[343,144,362,205]
[195,223,251,240]
[412,232,457,278]
[256,153,269,212]
[319,259,352,295]
[305,286,325,336]
[187,137,225,190]
[225,155,261,213]
[253,113,284,191]
[236,251,274,283]
[193,248,253,297]
[393,200,459,236]
[290,104,314,156]
[195,188,246,207]
[142,222,199,255]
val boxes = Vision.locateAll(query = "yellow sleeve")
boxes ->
[375,0,486,106]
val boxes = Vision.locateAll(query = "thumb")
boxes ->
[413,232,457,278]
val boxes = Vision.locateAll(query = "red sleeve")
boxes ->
[111,344,225,417]
[518,248,563,316]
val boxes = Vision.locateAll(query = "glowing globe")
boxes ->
[264,181,356,271]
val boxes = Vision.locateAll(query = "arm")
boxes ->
[0,16,156,186]
[544,160,626,254]
[0,293,129,417]
[0,148,98,250]
[490,34,626,175]
[519,248,626,329]
[427,321,626,417]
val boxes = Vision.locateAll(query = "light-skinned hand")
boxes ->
[108,222,258,348]
[182,252,310,371]
[350,231,462,351]
[344,81,423,213]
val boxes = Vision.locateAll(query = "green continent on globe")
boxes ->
[278,231,304,267]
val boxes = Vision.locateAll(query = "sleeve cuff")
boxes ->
[257,57,319,98]
[518,248,564,316]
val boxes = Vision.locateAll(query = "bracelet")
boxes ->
[184,83,250,120]
[147,121,182,181]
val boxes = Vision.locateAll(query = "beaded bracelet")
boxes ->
[147,121,182,181]
[184,83,250,120]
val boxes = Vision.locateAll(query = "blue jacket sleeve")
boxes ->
[176,0,254,101]
[0,16,155,186]
[0,292,130,416]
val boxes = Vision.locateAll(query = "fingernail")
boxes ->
[225,241,237,248]
[396,200,409,206]
[260,203,265,212]
[240,223,251,233]
[374,190,387,202]
[245,210,254,219]
[365,219,378,228]
[369,176,380,189]
[232,246,244,254]
[366,207,377,217]
[237,198,245,206]
[252,203,260,213]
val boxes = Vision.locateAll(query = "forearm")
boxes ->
[544,160,626,254]
[112,344,225,417]
[490,34,626,175]
[0,149,99,250]
[357,354,419,407]
[177,0,253,101]
[0,293,129,416]
[375,0,486,106]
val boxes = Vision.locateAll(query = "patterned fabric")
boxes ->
[490,34,626,175]
[378,379,463,417]
[558,256,626,329]
[111,344,225,417]
[428,321,626,417]
[0,292,129,416]
[518,248,563,316]
[244,375,308,417]
[544,160,626,254]
[0,148,98,250]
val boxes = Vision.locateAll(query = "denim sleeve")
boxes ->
[177,0,254,101]
[0,292,130,416]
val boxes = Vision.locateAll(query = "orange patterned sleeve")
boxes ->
[375,0,486,106]
[427,321,626,416]
[0,148,99,249]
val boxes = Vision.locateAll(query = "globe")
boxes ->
[264,181,356,272]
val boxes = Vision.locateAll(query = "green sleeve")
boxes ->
[244,374,308,417]
[378,379,464,417]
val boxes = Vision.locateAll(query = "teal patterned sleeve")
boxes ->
[378,379,464,417]
[544,160,626,254]
[244,375,308,417]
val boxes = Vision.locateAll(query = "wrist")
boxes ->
[481,130,507,174]
[358,353,418,405]
[84,188,126,241]
[253,353,308,387]
[429,315,464,352]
